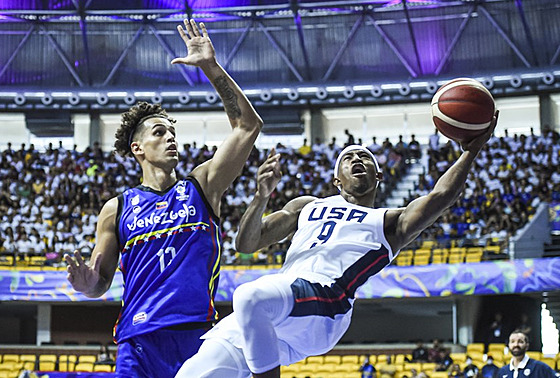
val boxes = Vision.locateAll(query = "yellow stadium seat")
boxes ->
[526,351,542,360]
[396,250,413,266]
[394,354,406,364]
[466,343,485,354]
[306,355,324,364]
[484,245,502,254]
[39,361,56,371]
[341,355,359,364]
[325,355,342,364]
[488,343,505,354]
[299,363,317,373]
[431,372,450,378]
[448,248,466,264]
[431,248,449,264]
[422,362,437,372]
[404,362,422,371]
[1,355,19,363]
[281,364,299,374]
[450,352,466,363]
[74,362,94,372]
[93,364,113,372]
[421,240,436,250]
[78,355,97,364]
[414,248,432,257]
[465,248,483,263]
[414,254,430,266]
[58,355,77,372]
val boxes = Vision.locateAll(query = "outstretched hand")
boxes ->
[64,250,102,295]
[256,148,282,198]
[171,19,216,68]
[461,110,499,152]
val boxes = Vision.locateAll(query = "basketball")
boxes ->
[430,78,496,143]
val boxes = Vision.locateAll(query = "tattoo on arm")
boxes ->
[214,75,241,119]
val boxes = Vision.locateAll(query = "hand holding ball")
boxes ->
[431,78,496,143]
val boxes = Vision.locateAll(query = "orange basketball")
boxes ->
[431,78,495,143]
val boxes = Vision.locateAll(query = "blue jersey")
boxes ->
[497,358,558,378]
[114,177,221,343]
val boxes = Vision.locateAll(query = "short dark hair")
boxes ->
[114,102,175,157]
[509,329,529,343]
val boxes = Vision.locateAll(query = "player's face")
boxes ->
[135,117,178,167]
[508,332,528,357]
[336,150,378,195]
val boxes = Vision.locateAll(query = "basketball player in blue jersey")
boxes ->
[177,113,499,378]
[63,19,263,378]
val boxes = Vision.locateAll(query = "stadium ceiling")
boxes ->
[0,0,559,110]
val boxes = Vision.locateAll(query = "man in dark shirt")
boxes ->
[497,330,558,378]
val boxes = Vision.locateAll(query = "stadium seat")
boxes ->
[450,352,466,363]
[422,362,437,372]
[1,355,18,363]
[465,248,483,263]
[395,250,413,266]
[526,351,543,360]
[58,355,77,372]
[413,254,430,266]
[38,354,57,371]
[93,364,113,372]
[431,248,449,264]
[448,248,466,264]
[341,355,359,364]
[324,355,342,364]
[466,343,485,354]
[74,362,94,372]
[78,355,97,364]
[306,355,324,364]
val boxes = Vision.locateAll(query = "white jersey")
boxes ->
[280,195,397,286]
[199,195,399,369]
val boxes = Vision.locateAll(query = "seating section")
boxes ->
[1,344,559,377]
[0,353,114,376]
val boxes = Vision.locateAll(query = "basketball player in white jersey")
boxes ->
[176,113,498,378]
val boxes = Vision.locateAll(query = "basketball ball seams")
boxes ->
[431,105,492,130]
[430,77,496,143]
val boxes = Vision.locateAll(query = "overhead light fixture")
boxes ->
[398,84,410,96]
[371,85,383,98]
[287,88,299,101]
[14,94,26,105]
[260,89,272,102]
[97,93,109,105]
[68,93,80,105]
[543,72,555,85]
[41,93,53,105]
[482,77,494,89]
[426,82,438,94]
[205,92,218,104]
[343,87,355,99]
[124,93,136,105]
[151,93,162,104]
[510,76,522,88]
[178,92,190,104]
[315,87,328,100]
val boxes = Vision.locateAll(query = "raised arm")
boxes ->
[236,149,315,253]
[384,112,499,252]
[64,197,120,298]
[171,20,263,214]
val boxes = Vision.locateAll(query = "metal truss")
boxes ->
[0,0,559,110]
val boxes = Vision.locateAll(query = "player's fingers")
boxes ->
[190,19,201,37]
[74,250,85,266]
[268,147,276,157]
[67,272,74,282]
[64,254,77,269]
[200,22,208,38]
[171,58,187,65]
[176,25,189,42]
[184,19,194,37]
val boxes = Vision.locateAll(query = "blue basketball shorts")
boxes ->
[115,325,210,378]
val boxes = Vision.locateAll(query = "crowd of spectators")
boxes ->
[0,130,411,267]
[402,128,560,253]
[0,126,557,267]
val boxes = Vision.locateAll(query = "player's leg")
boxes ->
[232,274,295,375]
[175,338,252,378]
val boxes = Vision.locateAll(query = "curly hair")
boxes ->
[114,102,175,157]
